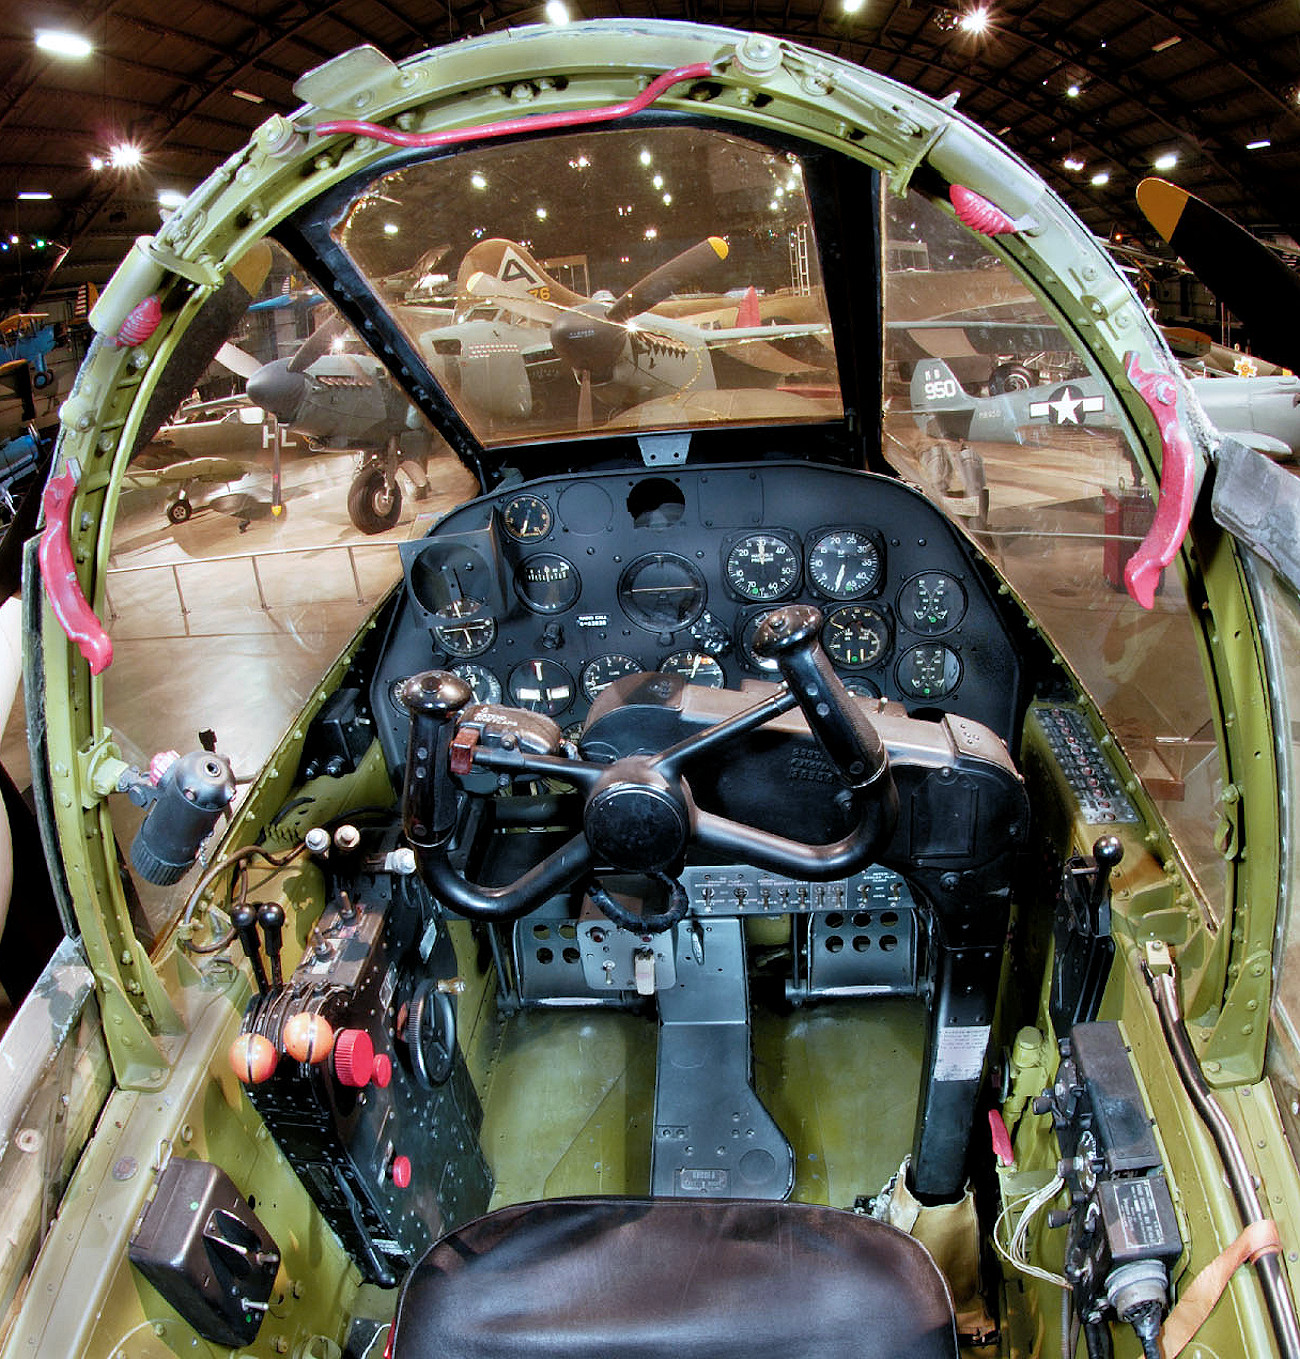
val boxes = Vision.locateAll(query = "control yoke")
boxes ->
[398,604,898,921]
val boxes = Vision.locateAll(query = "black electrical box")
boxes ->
[129,1158,280,1347]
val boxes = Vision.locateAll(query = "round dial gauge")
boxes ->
[897,572,967,635]
[431,598,496,657]
[659,651,726,688]
[450,663,503,705]
[514,554,580,614]
[896,645,962,700]
[822,604,891,669]
[725,533,800,602]
[618,554,706,632]
[807,529,882,599]
[500,492,553,542]
[688,610,731,656]
[507,659,575,716]
[739,610,782,673]
[842,676,881,698]
[581,654,645,701]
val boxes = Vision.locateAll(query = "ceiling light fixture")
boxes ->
[383,221,399,235]
[1063,157,1085,171]
[1090,171,1110,186]
[231,89,265,105]
[1247,138,1272,151]
[157,190,185,208]
[470,172,487,190]
[959,7,990,35]
[1153,151,1178,170]
[1151,35,1181,52]
[544,0,570,24]
[17,191,52,201]
[842,0,867,12]
[109,143,143,169]
[89,155,105,172]
[1066,83,1080,98]
[34,29,93,59]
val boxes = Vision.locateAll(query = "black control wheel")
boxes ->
[403,978,455,1088]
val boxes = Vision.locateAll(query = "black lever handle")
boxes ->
[232,902,269,995]
[1089,834,1124,916]
[257,902,286,988]
[398,670,473,849]
[752,604,889,791]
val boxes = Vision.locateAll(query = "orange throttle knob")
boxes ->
[372,1053,393,1088]
[229,1031,278,1084]
[333,1028,375,1088]
[283,1011,336,1064]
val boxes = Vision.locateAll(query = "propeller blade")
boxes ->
[269,414,284,518]
[288,313,347,374]
[577,371,593,431]
[214,341,262,381]
[1137,177,1300,373]
[606,236,728,323]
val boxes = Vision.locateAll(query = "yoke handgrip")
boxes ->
[752,604,889,791]
[398,671,472,850]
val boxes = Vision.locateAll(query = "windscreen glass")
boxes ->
[332,126,842,444]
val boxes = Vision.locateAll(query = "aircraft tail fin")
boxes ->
[455,239,587,312]
[910,359,976,415]
[735,286,761,329]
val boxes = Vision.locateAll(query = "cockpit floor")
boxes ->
[478,997,926,1209]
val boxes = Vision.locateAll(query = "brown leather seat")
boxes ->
[391,1197,959,1358]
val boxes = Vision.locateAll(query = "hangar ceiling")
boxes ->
[2,0,1299,317]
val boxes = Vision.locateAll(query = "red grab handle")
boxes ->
[38,466,113,675]
[1121,352,1196,610]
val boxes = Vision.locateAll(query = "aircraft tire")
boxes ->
[166,499,192,524]
[348,466,402,534]
[989,362,1033,394]
[32,370,52,390]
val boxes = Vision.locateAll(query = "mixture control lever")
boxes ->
[232,902,269,995]
[397,671,473,850]
[752,604,889,791]
[257,902,286,988]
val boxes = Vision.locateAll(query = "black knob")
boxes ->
[400,671,473,850]
[257,902,286,988]
[397,670,473,718]
[1089,834,1124,914]
[752,604,889,792]
[232,902,269,995]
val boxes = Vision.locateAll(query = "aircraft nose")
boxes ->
[550,309,624,377]
[246,358,307,422]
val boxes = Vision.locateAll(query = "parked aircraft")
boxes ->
[910,355,1300,460]
[0,311,67,390]
[12,24,1300,1359]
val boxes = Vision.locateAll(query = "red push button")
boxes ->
[392,1155,412,1189]
[372,1052,393,1088]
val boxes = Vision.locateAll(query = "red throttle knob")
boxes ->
[372,1052,393,1088]
[334,1028,375,1088]
[392,1155,412,1189]
[229,1032,278,1084]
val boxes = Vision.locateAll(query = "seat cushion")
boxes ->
[392,1197,959,1359]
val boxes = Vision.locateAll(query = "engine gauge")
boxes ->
[896,644,962,700]
[515,554,580,614]
[658,651,726,688]
[821,604,891,669]
[581,654,645,701]
[450,663,503,705]
[507,659,575,716]
[724,533,800,602]
[431,598,496,657]
[897,572,967,635]
[739,610,782,673]
[500,492,553,542]
[618,554,706,632]
[807,529,882,599]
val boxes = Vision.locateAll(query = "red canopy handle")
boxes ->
[38,466,113,675]
[1122,352,1196,610]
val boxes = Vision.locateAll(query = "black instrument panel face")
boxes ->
[372,464,1021,762]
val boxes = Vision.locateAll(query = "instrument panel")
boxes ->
[371,463,1022,768]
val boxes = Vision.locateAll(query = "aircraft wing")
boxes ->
[888,319,1066,360]
[1216,429,1294,459]
[125,453,254,488]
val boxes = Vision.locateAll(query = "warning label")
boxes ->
[933,1025,991,1082]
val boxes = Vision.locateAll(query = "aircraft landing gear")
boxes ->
[166,495,193,525]
[347,460,401,534]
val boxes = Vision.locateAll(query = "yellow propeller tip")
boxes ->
[272,505,284,517]
[707,236,729,260]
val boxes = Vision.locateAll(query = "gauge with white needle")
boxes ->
[507,659,574,716]
[807,529,882,599]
